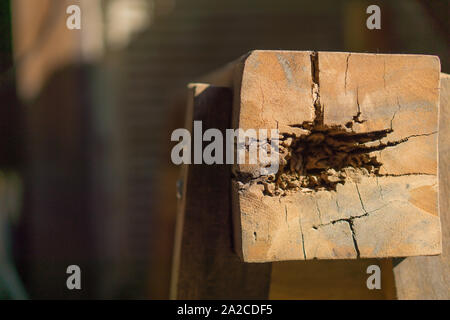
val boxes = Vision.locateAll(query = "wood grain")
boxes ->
[229,51,441,262]
[392,73,450,300]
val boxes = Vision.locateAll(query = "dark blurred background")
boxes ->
[0,0,448,299]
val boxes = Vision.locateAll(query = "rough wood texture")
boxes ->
[392,73,450,300]
[226,51,441,262]
[170,84,271,299]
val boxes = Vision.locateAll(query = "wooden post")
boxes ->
[170,84,271,299]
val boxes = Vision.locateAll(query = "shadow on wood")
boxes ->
[170,85,272,299]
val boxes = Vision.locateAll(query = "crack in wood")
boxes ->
[234,52,438,199]
[299,214,307,260]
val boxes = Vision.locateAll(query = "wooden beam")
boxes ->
[269,259,396,300]
[170,84,271,299]
[392,73,450,299]
[204,50,441,262]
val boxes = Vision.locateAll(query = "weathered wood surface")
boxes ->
[170,84,271,299]
[270,259,396,300]
[392,73,450,300]
[223,51,442,262]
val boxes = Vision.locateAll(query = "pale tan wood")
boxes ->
[269,259,396,300]
[392,73,450,300]
[203,50,441,262]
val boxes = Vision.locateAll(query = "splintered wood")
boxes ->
[224,51,441,262]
